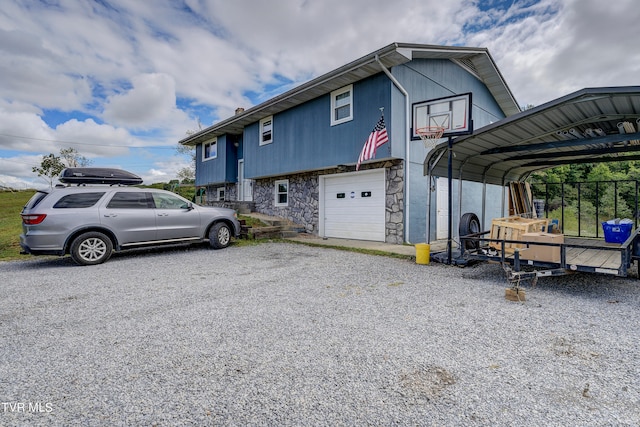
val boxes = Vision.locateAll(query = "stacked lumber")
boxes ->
[489,216,549,253]
[508,182,536,218]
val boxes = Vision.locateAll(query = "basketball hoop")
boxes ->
[416,126,445,151]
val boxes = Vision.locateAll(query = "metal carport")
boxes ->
[424,86,640,260]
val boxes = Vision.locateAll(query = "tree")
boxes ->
[177,167,195,184]
[176,142,196,183]
[60,147,92,167]
[32,153,65,188]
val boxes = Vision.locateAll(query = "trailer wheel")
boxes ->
[459,212,481,251]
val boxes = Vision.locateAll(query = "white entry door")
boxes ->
[237,160,253,201]
[436,177,448,239]
[320,169,385,241]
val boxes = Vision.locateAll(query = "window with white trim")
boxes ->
[274,179,288,207]
[216,187,225,201]
[260,116,273,146]
[330,84,353,126]
[203,138,217,160]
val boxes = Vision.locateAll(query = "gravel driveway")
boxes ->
[1,242,639,426]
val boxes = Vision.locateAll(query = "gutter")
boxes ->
[375,54,411,244]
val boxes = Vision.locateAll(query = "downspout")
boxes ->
[375,54,411,243]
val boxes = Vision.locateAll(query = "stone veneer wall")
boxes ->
[252,160,405,243]
[204,183,237,202]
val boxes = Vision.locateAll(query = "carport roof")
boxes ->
[425,86,640,185]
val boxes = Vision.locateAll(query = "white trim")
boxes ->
[259,116,273,146]
[202,138,217,161]
[274,179,289,207]
[330,84,353,126]
[216,187,225,201]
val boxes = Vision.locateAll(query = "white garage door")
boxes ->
[321,169,386,241]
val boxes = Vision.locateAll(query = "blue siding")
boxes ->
[394,59,505,125]
[393,59,508,243]
[192,55,511,244]
[244,73,392,178]
[195,135,238,186]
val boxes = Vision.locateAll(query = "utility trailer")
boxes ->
[458,226,640,285]
[422,87,640,285]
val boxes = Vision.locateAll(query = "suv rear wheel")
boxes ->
[209,223,231,249]
[70,232,113,265]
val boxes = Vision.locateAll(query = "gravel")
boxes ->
[1,241,639,426]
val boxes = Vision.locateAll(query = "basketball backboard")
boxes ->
[411,93,472,139]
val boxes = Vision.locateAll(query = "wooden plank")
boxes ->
[508,183,516,216]
[525,182,535,218]
[565,246,588,261]
[566,247,622,269]
[600,251,622,270]
[564,237,623,269]
[567,248,603,266]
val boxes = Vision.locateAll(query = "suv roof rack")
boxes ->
[59,168,143,186]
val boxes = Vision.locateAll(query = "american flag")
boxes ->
[356,115,389,170]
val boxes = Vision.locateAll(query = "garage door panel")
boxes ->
[325,209,381,221]
[325,204,382,214]
[322,170,386,241]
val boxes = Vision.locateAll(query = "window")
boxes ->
[330,85,353,126]
[217,187,225,201]
[274,179,288,207]
[53,192,105,208]
[152,192,190,209]
[203,139,217,160]
[24,191,48,209]
[106,192,152,209]
[260,116,273,145]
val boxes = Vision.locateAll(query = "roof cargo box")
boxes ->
[59,168,143,185]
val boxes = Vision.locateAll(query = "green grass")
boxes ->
[0,190,35,261]
[0,196,281,261]
[0,195,410,262]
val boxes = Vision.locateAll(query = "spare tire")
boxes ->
[459,212,481,251]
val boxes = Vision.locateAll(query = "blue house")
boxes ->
[179,43,519,244]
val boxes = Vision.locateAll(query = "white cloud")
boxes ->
[467,0,640,106]
[103,73,187,129]
[0,154,55,189]
[0,0,639,186]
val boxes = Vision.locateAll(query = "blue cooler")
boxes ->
[602,219,633,243]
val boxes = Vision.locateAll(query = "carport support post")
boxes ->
[447,136,453,264]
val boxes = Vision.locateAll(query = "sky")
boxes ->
[1,0,639,189]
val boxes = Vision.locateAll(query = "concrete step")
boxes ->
[248,226,281,239]
[281,230,300,238]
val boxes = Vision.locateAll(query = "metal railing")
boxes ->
[529,180,639,238]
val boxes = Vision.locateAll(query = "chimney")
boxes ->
[235,107,245,115]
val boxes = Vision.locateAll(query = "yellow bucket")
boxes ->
[415,243,430,265]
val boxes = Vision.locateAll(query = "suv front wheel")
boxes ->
[70,232,114,265]
[209,223,231,249]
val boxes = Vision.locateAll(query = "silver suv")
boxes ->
[20,174,241,265]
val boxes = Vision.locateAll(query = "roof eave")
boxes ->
[180,43,520,146]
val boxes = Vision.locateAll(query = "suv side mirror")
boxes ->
[184,202,195,211]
